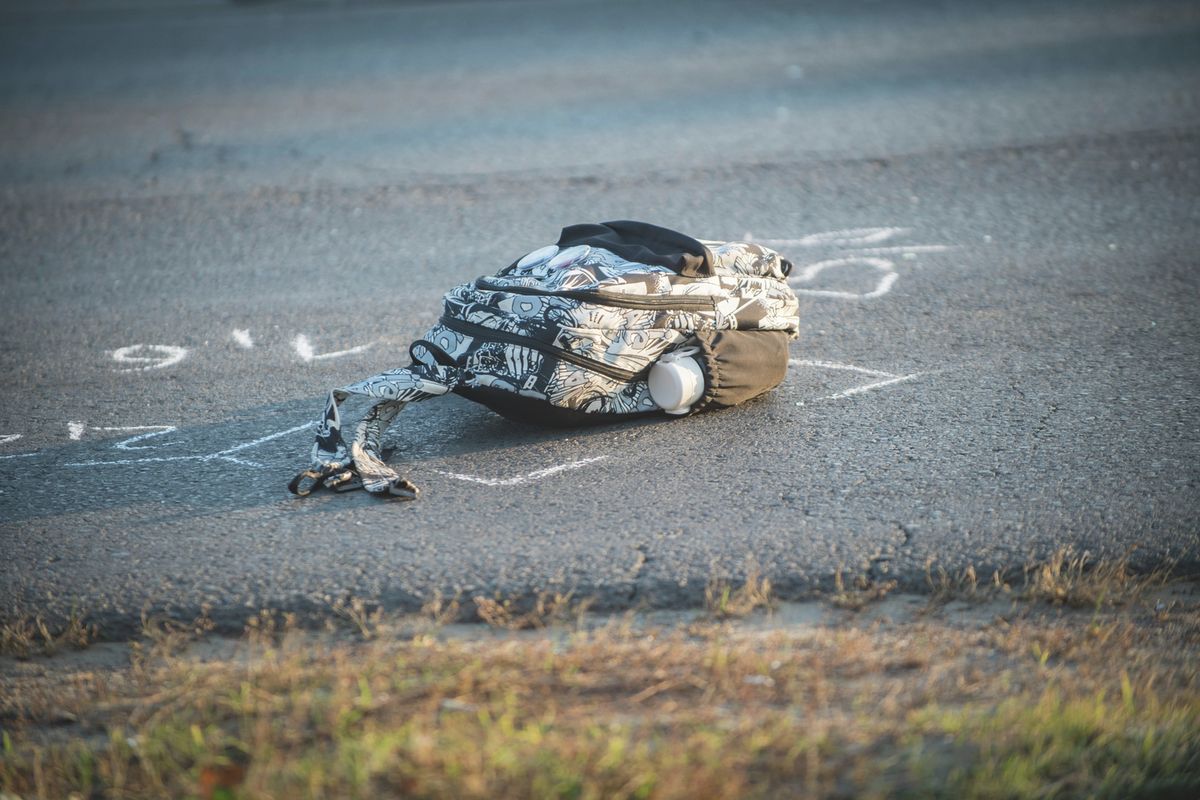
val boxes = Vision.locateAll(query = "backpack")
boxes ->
[288,221,800,499]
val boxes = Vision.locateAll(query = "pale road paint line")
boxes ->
[788,359,896,379]
[68,422,86,440]
[111,344,188,372]
[0,434,22,445]
[824,373,924,400]
[790,257,898,300]
[65,421,315,468]
[435,456,608,487]
[293,335,374,362]
[231,329,254,349]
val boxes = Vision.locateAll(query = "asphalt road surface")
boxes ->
[2,0,1198,635]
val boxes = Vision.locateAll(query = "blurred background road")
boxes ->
[1,0,1198,633]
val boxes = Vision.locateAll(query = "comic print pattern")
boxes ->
[707,240,792,280]
[294,236,799,496]
[499,243,678,290]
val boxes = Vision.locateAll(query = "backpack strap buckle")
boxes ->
[287,465,356,497]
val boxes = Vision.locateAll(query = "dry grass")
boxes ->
[1019,545,1171,607]
[0,610,97,659]
[329,597,386,640]
[473,590,589,630]
[704,561,776,620]
[925,546,1176,610]
[2,579,1197,800]
[420,591,463,629]
[826,569,898,612]
[925,561,1012,605]
[128,606,217,673]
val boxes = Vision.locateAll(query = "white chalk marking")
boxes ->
[789,359,894,378]
[216,423,316,459]
[0,433,37,460]
[789,257,898,299]
[752,227,910,248]
[826,373,923,399]
[293,335,314,361]
[65,421,315,468]
[111,344,188,372]
[293,335,373,363]
[92,425,178,451]
[66,423,178,450]
[789,359,925,401]
[435,456,607,487]
[843,244,955,255]
[231,329,254,349]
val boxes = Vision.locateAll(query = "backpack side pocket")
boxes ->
[692,329,791,411]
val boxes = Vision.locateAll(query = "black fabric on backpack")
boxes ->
[555,220,713,277]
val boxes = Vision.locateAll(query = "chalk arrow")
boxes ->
[293,334,373,362]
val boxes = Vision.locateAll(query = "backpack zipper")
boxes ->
[474,278,714,311]
[440,316,646,383]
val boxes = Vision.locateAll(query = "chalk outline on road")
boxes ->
[0,433,37,460]
[789,257,898,299]
[745,227,957,301]
[51,421,606,489]
[111,344,188,372]
[20,226,949,477]
[28,357,931,481]
[788,359,926,402]
[293,334,374,362]
[64,421,316,468]
[97,228,957,376]
[434,457,608,487]
[68,423,178,450]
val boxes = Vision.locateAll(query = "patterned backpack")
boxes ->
[288,221,800,499]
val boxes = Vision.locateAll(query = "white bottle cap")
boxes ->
[648,348,705,415]
[516,244,559,269]
[548,244,590,270]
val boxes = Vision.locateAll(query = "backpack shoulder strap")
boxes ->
[289,362,457,499]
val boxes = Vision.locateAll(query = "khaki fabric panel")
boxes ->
[693,329,791,410]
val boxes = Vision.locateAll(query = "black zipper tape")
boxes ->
[440,316,646,383]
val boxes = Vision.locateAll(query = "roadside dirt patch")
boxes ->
[3,581,1198,799]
